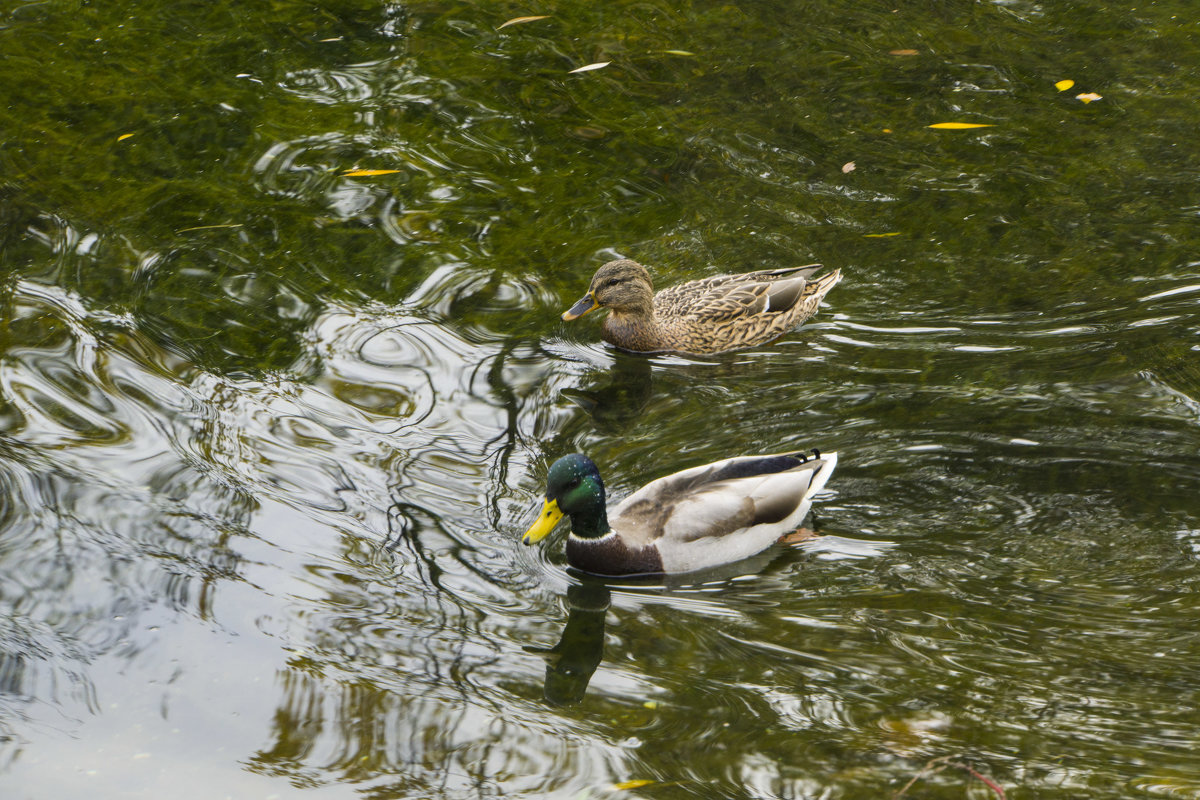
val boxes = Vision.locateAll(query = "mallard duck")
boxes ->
[562,259,842,354]
[522,448,837,576]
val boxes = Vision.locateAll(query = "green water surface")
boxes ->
[3,0,1200,798]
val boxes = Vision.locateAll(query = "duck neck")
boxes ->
[603,309,664,353]
[568,499,611,540]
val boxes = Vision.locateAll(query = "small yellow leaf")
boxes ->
[928,122,994,129]
[659,49,695,56]
[568,61,610,74]
[842,161,856,174]
[882,128,893,133]
[613,779,656,790]
[889,49,919,56]
[1076,92,1102,104]
[642,700,659,709]
[1055,79,1075,91]
[117,133,134,142]
[864,232,902,238]
[571,125,608,139]
[498,15,550,29]
[176,223,244,233]
[343,169,402,176]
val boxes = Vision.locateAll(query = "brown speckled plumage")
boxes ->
[561,259,842,354]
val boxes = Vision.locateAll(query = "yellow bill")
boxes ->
[523,497,564,544]
[562,293,599,321]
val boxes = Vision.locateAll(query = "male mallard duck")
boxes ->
[562,259,842,354]
[522,449,837,576]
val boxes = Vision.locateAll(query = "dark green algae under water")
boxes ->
[3,0,1200,798]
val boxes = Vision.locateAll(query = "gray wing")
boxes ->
[654,265,823,320]
[609,451,835,548]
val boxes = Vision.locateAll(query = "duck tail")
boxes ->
[805,450,837,497]
[810,268,842,298]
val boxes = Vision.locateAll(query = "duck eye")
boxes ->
[606,278,621,287]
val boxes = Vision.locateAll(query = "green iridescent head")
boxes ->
[522,454,610,543]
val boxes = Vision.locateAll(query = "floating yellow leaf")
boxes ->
[613,779,656,790]
[568,61,610,74]
[889,49,919,56]
[177,223,244,233]
[498,15,550,29]
[343,169,402,176]
[642,700,659,709]
[842,161,856,174]
[571,125,608,140]
[928,122,994,129]
[1055,79,1074,91]
[1076,92,1102,104]
[864,232,902,238]
[117,133,134,142]
[659,49,695,56]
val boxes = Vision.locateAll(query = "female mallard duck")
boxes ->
[522,449,837,576]
[562,259,842,354]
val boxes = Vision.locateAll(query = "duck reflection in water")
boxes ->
[559,351,653,431]
[525,580,611,705]
[525,539,819,704]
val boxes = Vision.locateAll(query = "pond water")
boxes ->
[3,0,1200,797]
